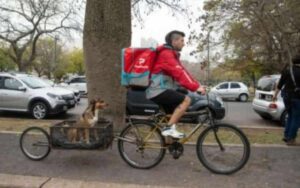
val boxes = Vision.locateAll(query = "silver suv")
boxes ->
[252,75,287,126]
[0,73,76,119]
[210,82,250,102]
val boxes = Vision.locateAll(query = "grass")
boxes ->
[175,124,293,145]
[0,118,297,145]
[0,118,57,133]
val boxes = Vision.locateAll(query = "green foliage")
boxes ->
[65,48,85,75]
[29,37,84,80]
[0,48,15,71]
[196,0,300,85]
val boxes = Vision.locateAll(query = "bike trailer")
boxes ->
[50,120,113,150]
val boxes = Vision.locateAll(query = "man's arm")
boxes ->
[160,51,200,91]
[272,70,287,102]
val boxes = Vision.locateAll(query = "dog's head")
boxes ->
[87,98,108,115]
[95,99,109,109]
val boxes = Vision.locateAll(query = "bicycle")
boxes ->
[117,94,251,175]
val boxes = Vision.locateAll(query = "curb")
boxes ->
[0,173,49,188]
[0,173,177,188]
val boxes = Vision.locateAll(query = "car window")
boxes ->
[257,77,278,91]
[0,76,3,88]
[19,76,48,89]
[219,83,229,89]
[3,77,23,90]
[78,77,86,83]
[230,83,241,89]
[71,77,86,83]
[70,78,79,83]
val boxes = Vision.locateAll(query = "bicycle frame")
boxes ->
[123,107,215,149]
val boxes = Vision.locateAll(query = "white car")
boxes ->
[210,82,249,102]
[64,76,87,96]
[41,79,81,103]
[0,73,76,119]
[252,75,287,126]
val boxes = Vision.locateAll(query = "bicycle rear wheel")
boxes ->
[20,127,51,161]
[118,122,166,169]
[196,123,250,174]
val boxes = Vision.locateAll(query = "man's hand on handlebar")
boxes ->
[197,86,206,95]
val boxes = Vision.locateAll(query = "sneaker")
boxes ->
[282,137,288,142]
[286,139,300,146]
[161,124,185,139]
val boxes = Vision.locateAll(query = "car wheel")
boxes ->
[59,111,67,115]
[239,94,248,102]
[31,102,48,119]
[280,111,288,127]
[259,114,272,120]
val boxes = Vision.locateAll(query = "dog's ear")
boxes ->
[89,99,96,105]
[97,98,104,103]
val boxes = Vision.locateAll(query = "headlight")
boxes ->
[216,96,224,107]
[47,93,63,100]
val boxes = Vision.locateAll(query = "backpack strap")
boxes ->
[289,65,299,88]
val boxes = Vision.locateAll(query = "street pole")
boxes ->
[207,27,212,86]
[53,35,59,79]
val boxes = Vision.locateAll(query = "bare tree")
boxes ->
[32,37,62,78]
[132,0,187,24]
[0,0,82,71]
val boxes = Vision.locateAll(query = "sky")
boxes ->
[69,0,205,62]
[131,0,204,62]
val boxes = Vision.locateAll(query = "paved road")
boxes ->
[222,101,282,127]
[0,99,281,127]
[0,133,299,188]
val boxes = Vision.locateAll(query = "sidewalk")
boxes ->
[1,131,300,188]
[0,174,176,188]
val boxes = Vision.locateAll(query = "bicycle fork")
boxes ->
[212,127,225,151]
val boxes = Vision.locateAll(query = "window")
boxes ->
[78,77,86,83]
[231,83,241,89]
[70,77,86,83]
[218,83,229,89]
[19,76,47,89]
[0,76,3,89]
[3,77,23,90]
[257,77,278,91]
[70,78,79,83]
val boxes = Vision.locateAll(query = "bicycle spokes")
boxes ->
[197,124,250,174]
[118,123,166,169]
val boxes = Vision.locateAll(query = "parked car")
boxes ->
[64,76,87,95]
[0,72,76,119]
[126,88,225,124]
[42,79,81,103]
[210,82,249,102]
[252,75,287,126]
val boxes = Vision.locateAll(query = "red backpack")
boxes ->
[121,48,157,88]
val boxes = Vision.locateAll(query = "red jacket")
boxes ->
[151,45,200,91]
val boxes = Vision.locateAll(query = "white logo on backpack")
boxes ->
[138,58,146,64]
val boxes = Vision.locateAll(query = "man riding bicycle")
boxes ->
[146,30,206,139]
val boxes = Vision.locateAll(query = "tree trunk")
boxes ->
[17,61,27,72]
[83,0,131,130]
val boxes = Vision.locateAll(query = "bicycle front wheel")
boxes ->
[196,123,250,174]
[118,122,166,169]
[20,127,51,161]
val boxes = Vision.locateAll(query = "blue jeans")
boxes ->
[284,98,300,140]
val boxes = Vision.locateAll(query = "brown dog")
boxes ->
[68,98,108,144]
